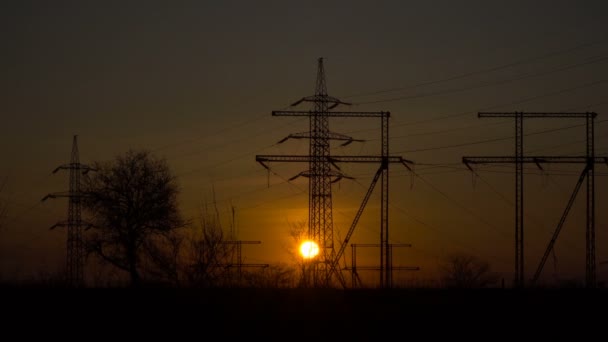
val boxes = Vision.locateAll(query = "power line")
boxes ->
[342,38,608,100]
[471,171,586,254]
[354,55,608,105]
[350,98,608,142]
[394,119,608,154]
[344,79,608,136]
[418,168,608,177]
[177,152,607,208]
[410,170,512,240]
[347,177,511,267]
[371,119,512,142]
[179,159,546,227]
[377,100,608,142]
[1,201,44,228]
[168,79,607,192]
[158,55,608,171]
[181,166,309,218]
[176,142,279,178]
[164,117,307,161]
[152,104,294,153]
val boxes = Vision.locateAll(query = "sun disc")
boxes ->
[299,240,319,259]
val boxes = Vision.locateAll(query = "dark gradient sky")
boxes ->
[1,0,608,285]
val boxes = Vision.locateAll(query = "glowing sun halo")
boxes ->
[299,241,319,259]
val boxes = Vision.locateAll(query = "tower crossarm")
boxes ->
[290,95,351,109]
[352,243,413,248]
[277,131,364,145]
[224,263,269,268]
[349,266,419,271]
[273,110,390,118]
[479,112,596,119]
[463,156,608,165]
[256,155,413,164]
[42,191,92,201]
[52,163,96,174]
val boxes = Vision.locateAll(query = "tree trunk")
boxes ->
[127,242,140,287]
[130,263,140,287]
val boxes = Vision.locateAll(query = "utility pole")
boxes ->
[256,58,412,288]
[463,112,603,288]
[42,135,95,287]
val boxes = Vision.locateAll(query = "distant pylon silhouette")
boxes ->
[42,135,95,287]
[463,111,605,288]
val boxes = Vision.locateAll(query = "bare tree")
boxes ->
[440,253,499,288]
[182,201,233,287]
[82,150,186,287]
[242,263,296,288]
[142,230,184,286]
[286,219,309,287]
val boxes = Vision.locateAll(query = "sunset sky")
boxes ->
[1,1,608,286]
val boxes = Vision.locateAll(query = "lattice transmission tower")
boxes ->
[42,135,95,287]
[256,58,412,288]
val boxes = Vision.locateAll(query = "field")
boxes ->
[2,286,606,336]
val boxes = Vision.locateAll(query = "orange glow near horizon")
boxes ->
[299,240,319,259]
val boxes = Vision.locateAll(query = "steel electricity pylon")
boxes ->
[463,112,604,288]
[256,58,413,288]
[221,240,269,285]
[346,243,419,288]
[42,135,95,287]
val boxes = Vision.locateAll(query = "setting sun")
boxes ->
[299,240,319,259]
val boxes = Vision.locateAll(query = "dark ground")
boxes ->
[2,287,606,337]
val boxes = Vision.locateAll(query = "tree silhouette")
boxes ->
[440,253,499,288]
[83,150,185,287]
[183,201,233,287]
[141,229,184,286]
[242,263,296,288]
